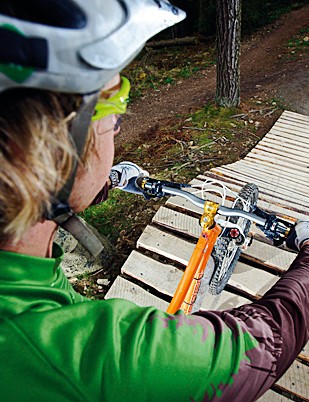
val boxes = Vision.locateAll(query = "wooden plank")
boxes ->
[192,176,309,218]
[195,173,308,207]
[263,133,309,151]
[210,168,308,211]
[258,133,309,154]
[152,206,201,238]
[236,155,309,179]
[300,342,309,362]
[247,240,294,271]
[221,160,308,191]
[269,127,309,142]
[271,121,309,134]
[152,209,295,272]
[256,143,308,163]
[165,193,266,236]
[276,360,309,400]
[138,224,196,266]
[257,390,292,402]
[138,224,280,298]
[281,110,309,124]
[260,137,309,158]
[188,173,299,207]
[276,117,309,129]
[121,251,251,309]
[211,166,308,206]
[249,148,309,168]
[105,276,168,310]
[282,110,309,123]
[266,128,308,148]
[217,165,307,198]
[232,164,307,190]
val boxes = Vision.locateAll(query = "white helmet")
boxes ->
[0,0,185,94]
[0,0,185,255]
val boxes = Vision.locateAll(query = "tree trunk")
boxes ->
[215,0,242,107]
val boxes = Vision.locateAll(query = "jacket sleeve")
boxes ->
[195,244,309,400]
[247,244,309,379]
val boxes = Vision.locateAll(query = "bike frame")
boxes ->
[167,224,221,314]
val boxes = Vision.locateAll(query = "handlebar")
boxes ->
[135,176,294,245]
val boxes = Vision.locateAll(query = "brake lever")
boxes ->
[253,206,295,246]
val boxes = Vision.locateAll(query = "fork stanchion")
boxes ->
[166,224,221,315]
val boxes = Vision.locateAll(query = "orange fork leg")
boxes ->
[166,224,221,315]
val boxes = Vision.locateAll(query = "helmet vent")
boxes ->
[0,0,87,29]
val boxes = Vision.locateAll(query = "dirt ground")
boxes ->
[119,5,309,145]
[74,5,309,297]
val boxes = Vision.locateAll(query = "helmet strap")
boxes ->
[47,91,104,257]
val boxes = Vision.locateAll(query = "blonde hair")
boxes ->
[0,89,84,244]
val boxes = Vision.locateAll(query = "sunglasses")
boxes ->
[91,76,131,121]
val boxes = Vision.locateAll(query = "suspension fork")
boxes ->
[167,202,221,315]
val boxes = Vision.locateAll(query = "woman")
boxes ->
[0,1,308,401]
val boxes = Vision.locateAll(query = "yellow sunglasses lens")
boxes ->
[92,76,130,121]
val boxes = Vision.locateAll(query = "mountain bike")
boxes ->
[135,176,295,315]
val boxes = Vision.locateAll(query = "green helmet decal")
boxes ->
[0,24,34,83]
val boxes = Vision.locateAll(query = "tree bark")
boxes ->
[215,0,242,107]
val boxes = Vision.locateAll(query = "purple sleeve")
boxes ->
[249,245,309,379]
[195,245,309,400]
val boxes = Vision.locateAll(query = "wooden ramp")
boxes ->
[106,110,309,401]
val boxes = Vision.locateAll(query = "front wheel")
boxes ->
[209,183,259,295]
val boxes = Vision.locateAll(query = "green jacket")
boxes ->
[0,245,308,401]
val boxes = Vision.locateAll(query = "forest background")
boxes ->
[68,0,309,297]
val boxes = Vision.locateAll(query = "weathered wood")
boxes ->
[105,276,168,310]
[249,148,309,169]
[267,129,309,146]
[262,134,309,152]
[264,124,309,141]
[139,224,280,298]
[234,159,309,184]
[191,177,307,219]
[266,124,308,139]
[257,390,293,402]
[211,166,308,206]
[274,118,309,131]
[138,224,196,266]
[276,360,309,400]
[280,111,309,125]
[256,143,308,163]
[152,209,295,271]
[281,110,309,123]
[220,160,308,191]
[121,250,251,309]
[214,166,307,199]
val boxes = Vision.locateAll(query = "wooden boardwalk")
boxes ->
[106,110,309,401]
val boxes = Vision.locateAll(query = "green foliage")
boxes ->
[123,47,215,100]
[190,103,244,139]
[286,26,309,53]
[80,191,138,243]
